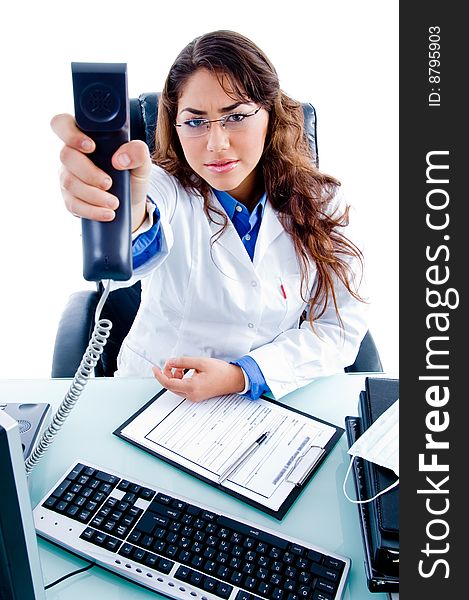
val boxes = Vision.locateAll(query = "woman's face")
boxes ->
[176,69,269,205]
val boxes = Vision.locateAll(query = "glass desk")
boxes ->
[1,373,392,599]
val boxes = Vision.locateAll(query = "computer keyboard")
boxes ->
[33,460,350,600]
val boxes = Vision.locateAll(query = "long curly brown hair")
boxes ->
[153,30,364,324]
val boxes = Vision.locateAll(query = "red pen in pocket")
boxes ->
[279,278,287,299]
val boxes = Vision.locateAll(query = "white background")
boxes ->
[0,1,398,379]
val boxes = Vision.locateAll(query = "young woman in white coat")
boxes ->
[51,30,369,402]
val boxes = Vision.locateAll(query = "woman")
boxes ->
[52,30,368,402]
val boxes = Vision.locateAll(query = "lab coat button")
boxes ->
[244,234,251,241]
[235,205,243,212]
[251,281,257,287]
[248,323,254,329]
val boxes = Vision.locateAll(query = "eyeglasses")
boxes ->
[175,107,261,138]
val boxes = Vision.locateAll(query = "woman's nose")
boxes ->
[206,122,230,152]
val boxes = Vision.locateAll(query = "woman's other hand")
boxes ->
[50,113,152,231]
[152,357,246,402]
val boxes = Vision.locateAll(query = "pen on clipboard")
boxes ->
[217,432,269,485]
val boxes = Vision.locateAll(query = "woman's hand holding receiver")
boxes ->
[50,113,152,232]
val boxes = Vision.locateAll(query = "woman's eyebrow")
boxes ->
[179,102,248,116]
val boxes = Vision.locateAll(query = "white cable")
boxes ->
[25,280,113,475]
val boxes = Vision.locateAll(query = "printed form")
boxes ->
[119,390,336,511]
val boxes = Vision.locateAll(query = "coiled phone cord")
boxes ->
[25,280,113,475]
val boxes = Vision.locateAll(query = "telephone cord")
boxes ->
[25,280,113,475]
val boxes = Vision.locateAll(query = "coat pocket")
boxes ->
[277,273,307,331]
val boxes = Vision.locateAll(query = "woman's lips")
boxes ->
[204,160,239,174]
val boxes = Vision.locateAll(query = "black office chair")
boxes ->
[51,93,383,378]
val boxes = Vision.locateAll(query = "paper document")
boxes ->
[117,389,339,513]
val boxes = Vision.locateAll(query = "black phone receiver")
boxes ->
[71,62,132,281]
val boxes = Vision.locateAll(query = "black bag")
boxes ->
[345,377,399,593]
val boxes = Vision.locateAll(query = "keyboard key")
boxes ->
[158,558,174,574]
[307,549,323,563]
[298,585,312,597]
[66,504,79,517]
[155,493,172,504]
[145,553,159,568]
[67,463,85,480]
[230,571,243,585]
[235,593,263,600]
[174,565,191,581]
[186,505,201,516]
[123,492,137,503]
[137,511,165,535]
[191,555,204,569]
[190,570,203,585]
[178,550,191,563]
[312,592,333,600]
[309,563,339,582]
[244,576,257,590]
[118,543,133,557]
[117,479,130,491]
[94,531,107,545]
[132,547,146,562]
[172,499,187,511]
[257,581,271,596]
[235,593,251,600]
[215,581,233,598]
[140,487,155,500]
[105,537,120,551]
[203,577,217,592]
[80,527,95,541]
[149,502,181,520]
[323,557,345,572]
[52,480,70,498]
[201,510,216,522]
[316,580,336,595]
[289,544,305,556]
[95,471,119,485]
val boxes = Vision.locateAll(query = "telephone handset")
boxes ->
[25,64,133,475]
[71,62,132,281]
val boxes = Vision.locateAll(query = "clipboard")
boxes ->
[114,388,343,520]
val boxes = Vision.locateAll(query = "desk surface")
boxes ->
[1,374,391,599]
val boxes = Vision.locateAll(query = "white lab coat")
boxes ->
[114,165,369,399]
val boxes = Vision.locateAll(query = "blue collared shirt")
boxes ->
[212,188,267,261]
[132,190,271,399]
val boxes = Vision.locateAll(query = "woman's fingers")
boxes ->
[153,367,192,396]
[60,146,114,191]
[164,357,207,372]
[61,178,117,221]
[50,113,95,152]
[112,140,151,178]
[162,363,185,379]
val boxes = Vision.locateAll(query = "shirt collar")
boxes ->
[213,188,267,220]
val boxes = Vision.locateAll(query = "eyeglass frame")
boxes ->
[174,106,262,136]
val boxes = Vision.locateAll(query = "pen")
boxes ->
[279,278,287,300]
[217,431,269,485]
